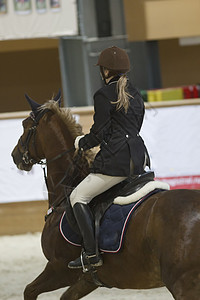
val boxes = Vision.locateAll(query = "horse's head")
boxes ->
[11,90,62,171]
[12,90,94,194]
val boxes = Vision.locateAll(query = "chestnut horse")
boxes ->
[12,94,200,300]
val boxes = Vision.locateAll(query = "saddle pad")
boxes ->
[59,189,161,253]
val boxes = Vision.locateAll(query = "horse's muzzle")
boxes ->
[11,147,33,171]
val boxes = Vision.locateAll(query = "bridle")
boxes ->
[17,107,78,221]
[18,109,75,167]
[18,108,75,213]
[17,109,47,166]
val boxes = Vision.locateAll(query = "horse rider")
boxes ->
[68,46,150,269]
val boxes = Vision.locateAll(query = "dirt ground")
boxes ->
[0,233,174,300]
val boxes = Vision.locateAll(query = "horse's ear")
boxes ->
[25,94,41,113]
[53,89,62,107]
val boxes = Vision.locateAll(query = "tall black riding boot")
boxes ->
[68,203,103,269]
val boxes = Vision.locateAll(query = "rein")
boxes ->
[47,148,75,164]
[42,147,75,190]
[44,150,83,220]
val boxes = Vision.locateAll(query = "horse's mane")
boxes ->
[40,100,95,165]
[41,100,83,139]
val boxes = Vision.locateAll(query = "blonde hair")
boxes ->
[111,75,133,113]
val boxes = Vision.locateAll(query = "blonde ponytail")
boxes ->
[111,75,133,113]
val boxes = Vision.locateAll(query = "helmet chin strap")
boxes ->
[100,66,108,85]
[100,66,116,85]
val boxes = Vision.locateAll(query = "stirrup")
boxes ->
[68,251,103,271]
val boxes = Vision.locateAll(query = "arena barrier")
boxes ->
[0,99,200,235]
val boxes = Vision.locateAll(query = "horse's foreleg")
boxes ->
[24,261,78,300]
[60,274,98,300]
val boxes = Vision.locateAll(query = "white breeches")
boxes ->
[70,173,127,207]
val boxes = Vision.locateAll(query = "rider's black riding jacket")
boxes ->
[79,76,150,176]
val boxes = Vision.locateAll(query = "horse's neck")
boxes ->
[41,121,73,206]
[40,112,91,207]
[46,154,72,206]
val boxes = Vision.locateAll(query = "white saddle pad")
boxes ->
[114,181,170,205]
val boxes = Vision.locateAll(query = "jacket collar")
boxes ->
[107,75,120,85]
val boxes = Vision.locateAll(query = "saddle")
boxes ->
[65,171,155,239]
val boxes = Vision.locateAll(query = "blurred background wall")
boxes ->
[0,0,199,110]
